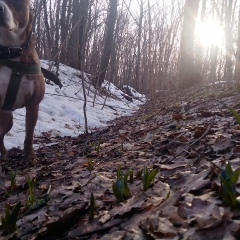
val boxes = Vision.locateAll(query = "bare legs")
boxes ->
[24,105,39,161]
[0,105,39,162]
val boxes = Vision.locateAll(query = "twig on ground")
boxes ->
[165,123,211,164]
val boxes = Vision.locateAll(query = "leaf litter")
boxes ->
[2,87,240,239]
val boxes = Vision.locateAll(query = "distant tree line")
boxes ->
[32,0,240,96]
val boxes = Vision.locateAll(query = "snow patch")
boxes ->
[4,61,146,149]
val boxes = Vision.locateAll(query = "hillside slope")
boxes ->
[1,83,240,239]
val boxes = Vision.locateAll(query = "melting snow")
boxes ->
[4,61,146,150]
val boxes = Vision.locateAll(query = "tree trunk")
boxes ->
[147,0,153,98]
[60,0,68,62]
[195,0,206,73]
[54,0,60,63]
[179,0,200,89]
[93,0,118,87]
[234,9,240,83]
[78,0,89,69]
[224,0,233,82]
[68,0,80,69]
[209,46,218,83]
[42,0,52,59]
[135,0,144,90]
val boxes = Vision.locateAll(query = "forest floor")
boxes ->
[1,85,240,239]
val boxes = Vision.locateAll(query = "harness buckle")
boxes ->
[8,47,23,58]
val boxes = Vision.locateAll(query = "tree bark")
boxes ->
[54,0,60,63]
[195,0,206,73]
[42,0,52,59]
[135,0,144,90]
[179,0,200,89]
[93,0,118,87]
[78,0,89,69]
[234,9,240,83]
[60,0,68,62]
[68,0,80,69]
[224,0,233,82]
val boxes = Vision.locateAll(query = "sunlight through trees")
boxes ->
[32,0,240,94]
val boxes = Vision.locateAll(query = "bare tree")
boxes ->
[179,0,200,89]
[32,0,240,96]
[224,0,233,82]
[195,0,206,73]
[53,0,60,63]
[78,0,90,70]
[93,0,118,87]
[234,8,240,83]
[135,0,144,90]
[59,0,69,62]
[42,0,52,59]
[69,0,80,69]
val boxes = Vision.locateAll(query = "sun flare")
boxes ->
[195,21,224,48]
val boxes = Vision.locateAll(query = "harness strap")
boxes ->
[0,60,62,87]
[1,60,62,110]
[2,71,22,110]
[1,60,42,110]
[0,60,41,74]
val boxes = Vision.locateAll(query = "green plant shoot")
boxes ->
[220,162,240,207]
[96,141,101,153]
[87,158,94,171]
[117,166,122,179]
[229,107,240,126]
[112,168,131,202]
[129,169,134,183]
[143,167,159,191]
[26,177,36,210]
[1,201,21,234]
